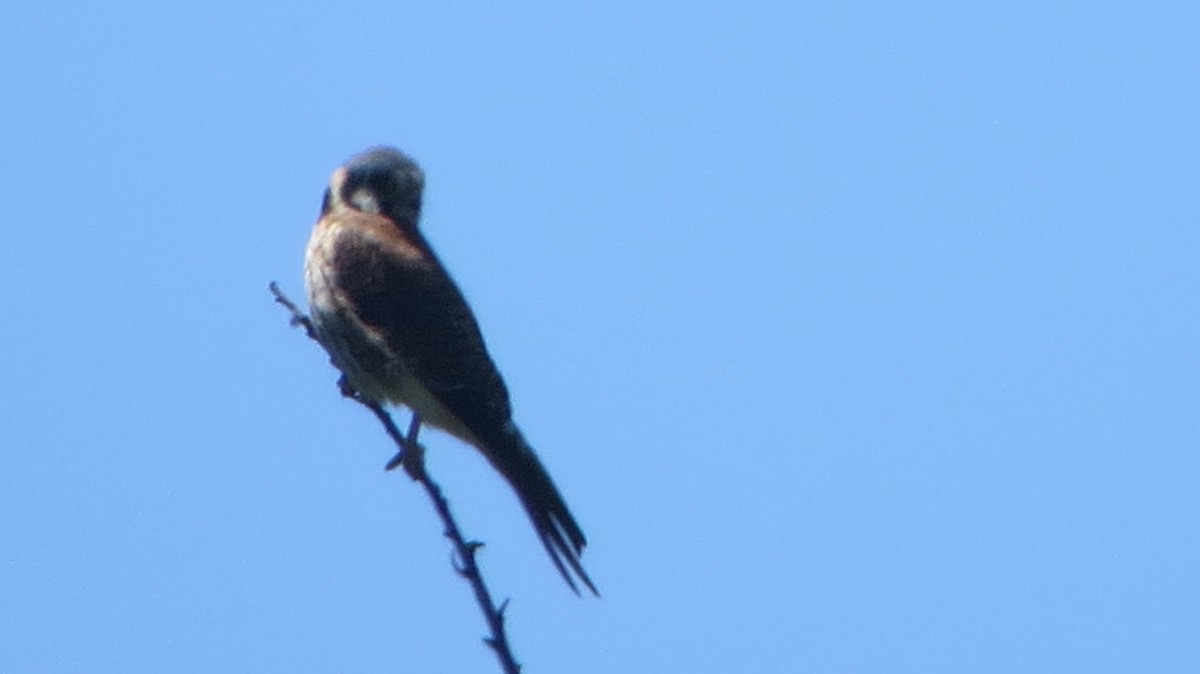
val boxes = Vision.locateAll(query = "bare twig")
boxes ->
[271,282,521,674]
[269,281,319,340]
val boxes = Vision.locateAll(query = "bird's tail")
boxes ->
[485,428,598,595]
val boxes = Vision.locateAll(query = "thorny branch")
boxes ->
[270,281,522,674]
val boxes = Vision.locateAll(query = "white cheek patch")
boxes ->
[349,188,380,214]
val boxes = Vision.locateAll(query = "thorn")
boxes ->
[383,450,406,471]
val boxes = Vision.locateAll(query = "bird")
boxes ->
[304,146,596,595]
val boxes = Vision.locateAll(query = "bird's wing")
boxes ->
[327,214,514,445]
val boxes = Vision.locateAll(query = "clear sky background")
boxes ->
[2,3,1197,672]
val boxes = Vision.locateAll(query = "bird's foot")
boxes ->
[337,374,359,400]
[384,412,425,478]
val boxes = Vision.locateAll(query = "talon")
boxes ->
[336,375,357,399]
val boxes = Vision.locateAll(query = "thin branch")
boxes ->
[269,281,319,341]
[270,282,521,674]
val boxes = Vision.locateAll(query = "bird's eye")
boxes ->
[349,188,380,214]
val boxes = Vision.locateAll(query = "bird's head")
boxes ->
[322,147,425,228]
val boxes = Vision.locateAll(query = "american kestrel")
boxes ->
[304,147,596,594]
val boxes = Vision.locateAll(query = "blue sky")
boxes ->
[2,2,1197,672]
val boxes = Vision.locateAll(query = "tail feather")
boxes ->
[484,429,597,595]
